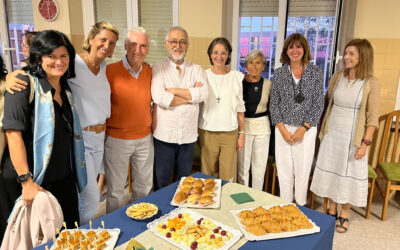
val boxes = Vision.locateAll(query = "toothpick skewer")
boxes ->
[75,221,79,230]
[63,222,67,230]
[101,220,105,230]
[89,220,92,230]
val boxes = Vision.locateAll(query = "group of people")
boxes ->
[0,20,379,246]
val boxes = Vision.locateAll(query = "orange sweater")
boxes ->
[106,61,152,139]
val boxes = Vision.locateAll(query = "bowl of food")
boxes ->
[126,202,159,220]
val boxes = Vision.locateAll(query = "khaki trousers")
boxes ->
[198,129,238,182]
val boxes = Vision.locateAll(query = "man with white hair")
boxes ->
[151,26,208,190]
[103,27,153,212]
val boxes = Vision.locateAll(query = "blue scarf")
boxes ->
[32,75,87,191]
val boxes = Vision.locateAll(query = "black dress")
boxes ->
[0,75,79,231]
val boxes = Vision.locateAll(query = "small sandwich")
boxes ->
[204,178,215,184]
[85,230,96,241]
[204,182,215,190]
[93,238,106,249]
[173,191,187,204]
[190,186,203,194]
[201,188,215,197]
[73,230,84,241]
[181,182,192,189]
[183,176,195,184]
[187,193,201,204]
[198,196,215,207]
[181,186,191,195]
[192,179,204,188]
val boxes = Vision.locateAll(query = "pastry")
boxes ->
[173,192,187,204]
[204,182,215,190]
[246,224,267,236]
[191,186,203,194]
[183,176,195,184]
[192,179,204,188]
[204,178,215,184]
[180,187,191,195]
[252,206,268,216]
[187,193,201,204]
[241,217,257,226]
[262,222,282,233]
[238,210,255,219]
[182,182,192,189]
[198,195,215,206]
[201,188,215,197]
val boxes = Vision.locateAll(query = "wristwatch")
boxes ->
[17,172,33,183]
[361,139,372,146]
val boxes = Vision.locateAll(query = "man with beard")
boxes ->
[151,26,208,190]
[104,27,153,212]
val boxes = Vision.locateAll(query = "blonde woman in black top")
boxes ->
[238,49,271,190]
[270,33,324,205]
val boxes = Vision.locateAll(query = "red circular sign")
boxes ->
[38,0,59,22]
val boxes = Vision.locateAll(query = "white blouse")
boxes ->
[199,69,245,131]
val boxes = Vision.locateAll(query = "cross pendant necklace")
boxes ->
[214,71,226,104]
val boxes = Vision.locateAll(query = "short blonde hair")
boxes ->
[280,33,311,65]
[245,49,266,66]
[343,39,374,80]
[83,21,119,52]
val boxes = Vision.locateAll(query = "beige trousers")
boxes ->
[198,129,238,182]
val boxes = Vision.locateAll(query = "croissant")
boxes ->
[246,224,267,236]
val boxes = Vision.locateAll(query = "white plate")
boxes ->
[230,203,320,241]
[50,228,120,250]
[147,207,243,250]
[170,178,222,209]
[126,202,159,220]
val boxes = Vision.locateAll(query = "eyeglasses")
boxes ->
[211,51,229,57]
[167,40,188,46]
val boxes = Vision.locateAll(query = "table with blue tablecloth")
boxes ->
[37,172,335,250]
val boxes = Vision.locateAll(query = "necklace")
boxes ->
[346,78,358,88]
[214,73,225,104]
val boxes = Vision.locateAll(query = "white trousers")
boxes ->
[78,130,105,225]
[104,134,154,213]
[275,125,317,205]
[238,134,270,190]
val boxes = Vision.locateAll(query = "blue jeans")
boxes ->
[153,138,195,190]
[78,130,105,225]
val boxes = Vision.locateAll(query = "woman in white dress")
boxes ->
[198,37,245,182]
[310,39,380,233]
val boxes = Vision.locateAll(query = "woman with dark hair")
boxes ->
[2,30,87,227]
[18,31,38,69]
[6,22,118,225]
[311,39,379,233]
[270,33,324,206]
[198,37,245,182]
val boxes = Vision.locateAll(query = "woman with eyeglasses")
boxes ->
[198,37,245,182]
[2,30,87,227]
[270,33,324,206]
[6,22,119,225]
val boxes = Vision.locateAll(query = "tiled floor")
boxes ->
[96,188,400,250]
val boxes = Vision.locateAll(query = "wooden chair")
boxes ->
[322,165,377,219]
[376,110,400,221]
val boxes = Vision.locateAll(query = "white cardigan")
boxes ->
[1,191,63,250]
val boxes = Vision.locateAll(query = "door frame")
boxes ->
[0,0,13,71]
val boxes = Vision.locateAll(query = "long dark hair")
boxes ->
[0,55,7,81]
[25,30,76,80]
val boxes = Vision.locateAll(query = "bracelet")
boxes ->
[361,139,371,145]
[238,131,245,134]
[302,124,310,131]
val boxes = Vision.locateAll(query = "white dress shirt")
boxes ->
[199,69,245,131]
[68,55,111,128]
[151,57,208,144]
[122,56,142,79]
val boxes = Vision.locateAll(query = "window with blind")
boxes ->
[5,0,34,69]
[139,0,172,65]
[238,0,339,88]
[94,0,127,64]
